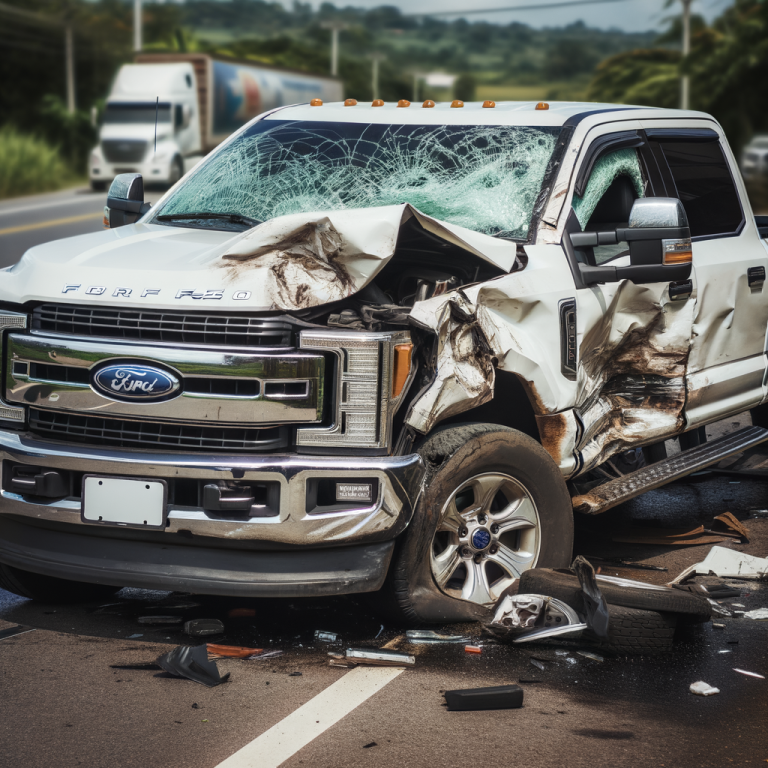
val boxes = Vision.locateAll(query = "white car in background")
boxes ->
[741,134,768,181]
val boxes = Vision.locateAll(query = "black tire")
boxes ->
[383,424,574,625]
[90,179,108,192]
[589,605,678,654]
[519,568,712,622]
[0,563,120,604]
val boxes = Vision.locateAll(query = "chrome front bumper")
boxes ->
[0,431,425,547]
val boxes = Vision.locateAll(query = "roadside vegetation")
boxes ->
[0,127,80,200]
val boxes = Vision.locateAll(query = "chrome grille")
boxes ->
[32,305,294,348]
[29,409,288,452]
[101,139,147,163]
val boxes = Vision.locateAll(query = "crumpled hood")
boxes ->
[1,204,516,311]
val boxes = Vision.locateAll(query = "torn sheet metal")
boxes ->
[485,593,583,642]
[670,546,768,583]
[574,279,696,472]
[220,204,516,311]
[406,290,495,434]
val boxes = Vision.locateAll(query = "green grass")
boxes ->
[0,126,79,200]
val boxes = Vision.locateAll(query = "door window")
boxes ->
[657,140,742,238]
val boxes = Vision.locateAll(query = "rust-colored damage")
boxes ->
[535,412,571,466]
[221,218,356,309]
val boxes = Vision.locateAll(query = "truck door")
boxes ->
[566,137,697,472]
[646,129,768,426]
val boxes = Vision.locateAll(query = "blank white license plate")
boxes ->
[82,476,167,530]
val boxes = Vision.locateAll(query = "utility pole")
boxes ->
[320,21,347,77]
[134,0,142,52]
[371,53,385,101]
[680,0,692,110]
[65,24,75,113]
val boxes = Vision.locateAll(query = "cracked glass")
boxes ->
[155,120,562,238]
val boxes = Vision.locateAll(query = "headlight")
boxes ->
[0,312,28,425]
[297,330,413,451]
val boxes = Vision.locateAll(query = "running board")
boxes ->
[572,426,768,515]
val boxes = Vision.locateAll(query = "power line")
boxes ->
[407,0,628,18]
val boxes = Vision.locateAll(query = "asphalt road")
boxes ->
[1,469,767,768]
[0,185,163,268]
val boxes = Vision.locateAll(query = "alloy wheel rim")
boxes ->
[430,472,541,606]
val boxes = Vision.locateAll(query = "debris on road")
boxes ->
[713,623,725,629]
[690,681,720,696]
[156,645,231,688]
[612,526,734,547]
[444,684,524,711]
[314,630,339,642]
[329,648,415,668]
[126,634,143,639]
[577,650,605,662]
[406,630,470,644]
[138,615,183,625]
[530,659,546,671]
[227,608,256,619]
[486,592,586,643]
[584,556,667,572]
[707,599,733,617]
[464,645,482,654]
[184,619,225,637]
[744,608,768,620]
[572,555,610,638]
[289,671,302,677]
[713,512,750,541]
[671,547,768,583]
[733,668,765,679]
[206,644,283,660]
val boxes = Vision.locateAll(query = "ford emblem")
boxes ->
[91,363,180,403]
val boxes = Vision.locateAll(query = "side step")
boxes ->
[572,426,768,515]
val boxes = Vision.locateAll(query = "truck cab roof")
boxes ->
[267,100,713,128]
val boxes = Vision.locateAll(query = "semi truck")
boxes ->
[88,53,343,190]
[5,100,768,623]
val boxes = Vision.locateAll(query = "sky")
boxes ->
[322,0,735,31]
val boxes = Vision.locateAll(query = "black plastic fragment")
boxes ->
[571,555,610,638]
[444,684,524,711]
[156,645,230,688]
[363,742,377,749]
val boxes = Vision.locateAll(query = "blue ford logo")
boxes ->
[472,529,492,550]
[91,363,180,403]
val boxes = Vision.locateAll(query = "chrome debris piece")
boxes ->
[576,650,605,662]
[405,630,470,644]
[184,619,225,637]
[314,630,339,643]
[138,615,183,625]
[487,592,585,643]
[744,608,768,621]
[733,668,765,679]
[335,648,415,667]
[690,681,720,696]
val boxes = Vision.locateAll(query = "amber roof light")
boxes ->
[482,100,496,108]
[310,98,323,106]
[535,102,549,110]
[451,100,464,108]
[422,100,435,108]
[397,99,411,108]
[344,98,357,106]
[372,99,384,107]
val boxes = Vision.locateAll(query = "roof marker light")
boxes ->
[535,102,549,110]
[451,100,464,108]
[372,99,384,107]
[422,100,435,108]
[482,100,496,108]
[310,98,323,106]
[397,99,411,108]
[344,98,357,106]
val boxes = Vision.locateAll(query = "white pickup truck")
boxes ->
[2,100,767,622]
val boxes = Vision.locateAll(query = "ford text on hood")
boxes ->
[1,100,764,623]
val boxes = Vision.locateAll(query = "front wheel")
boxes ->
[384,424,574,624]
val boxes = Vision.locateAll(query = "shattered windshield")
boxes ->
[154,120,561,238]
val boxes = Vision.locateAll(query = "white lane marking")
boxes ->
[0,192,101,217]
[215,666,404,768]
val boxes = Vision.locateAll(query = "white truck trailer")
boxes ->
[89,53,342,190]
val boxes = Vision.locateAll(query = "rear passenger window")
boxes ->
[657,141,742,238]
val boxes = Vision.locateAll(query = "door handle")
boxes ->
[669,279,692,301]
[748,266,766,287]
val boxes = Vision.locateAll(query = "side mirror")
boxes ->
[105,173,151,229]
[571,197,692,286]
[182,103,192,129]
